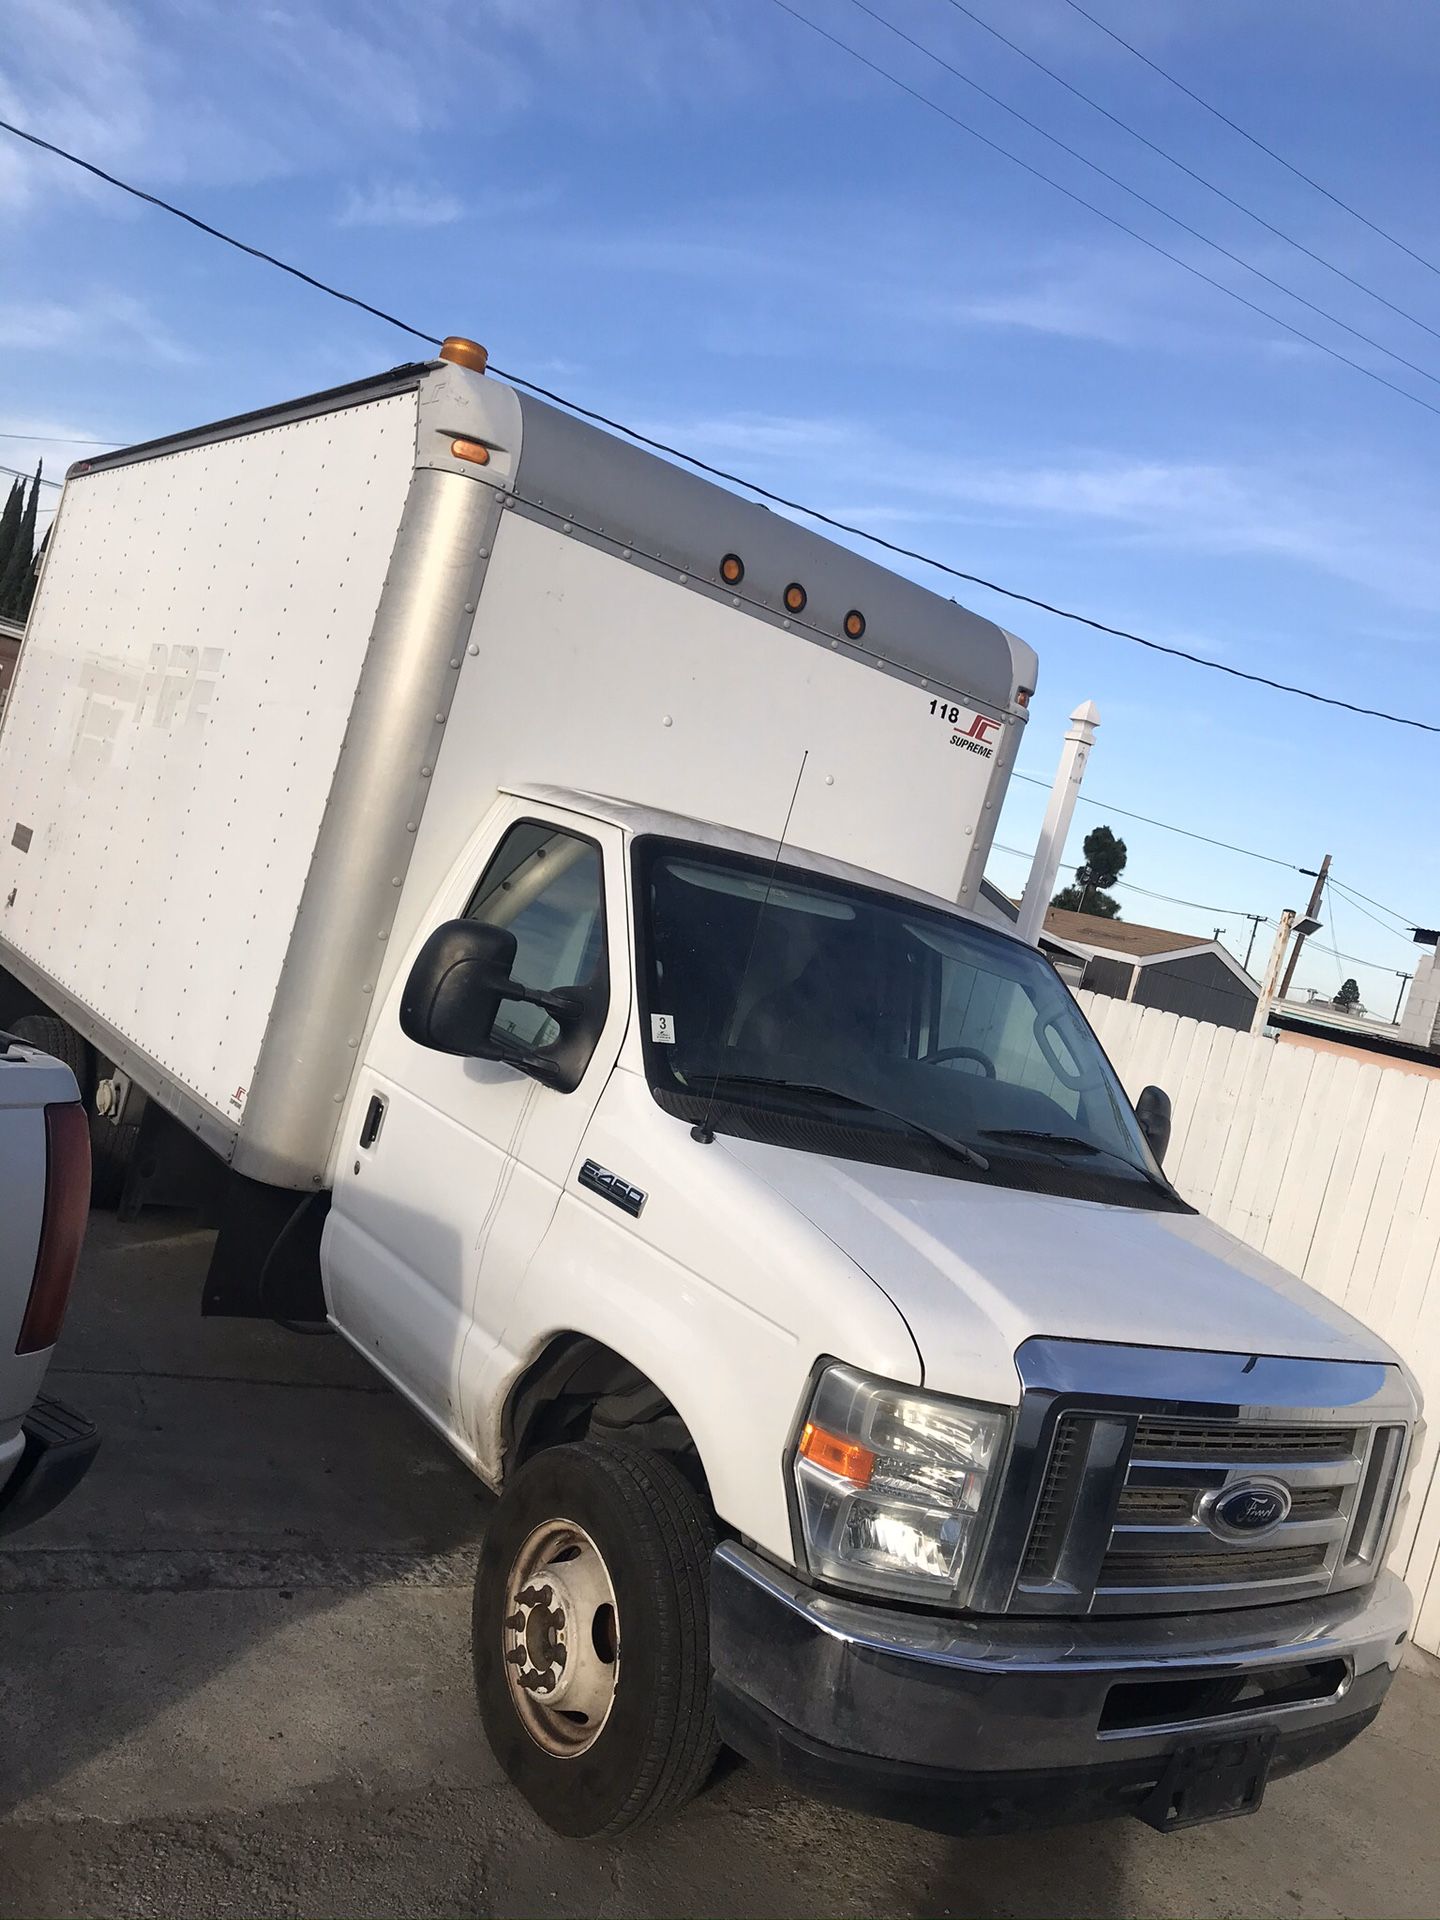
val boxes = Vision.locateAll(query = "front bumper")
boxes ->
[711,1542,1412,1834]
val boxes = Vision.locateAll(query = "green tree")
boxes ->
[0,463,41,618]
[1051,824,1128,919]
[1334,977,1361,1011]
[0,478,22,582]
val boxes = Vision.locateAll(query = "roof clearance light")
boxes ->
[720,553,745,585]
[843,609,866,640]
[450,437,491,466]
[1016,687,1032,708]
[784,582,808,614]
[438,336,489,374]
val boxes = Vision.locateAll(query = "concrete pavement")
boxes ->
[2,1213,1437,1919]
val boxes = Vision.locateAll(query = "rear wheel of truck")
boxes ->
[472,1438,718,1838]
[9,1013,94,1095]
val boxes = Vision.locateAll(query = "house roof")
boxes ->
[1042,906,1213,958]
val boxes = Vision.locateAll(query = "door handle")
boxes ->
[359,1094,387,1150]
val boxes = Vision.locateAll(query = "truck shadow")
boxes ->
[0,1208,1153,1918]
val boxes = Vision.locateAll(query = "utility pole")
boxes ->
[1278,854,1331,1000]
[1242,913,1265,973]
[1017,701,1099,947]
[1252,909,1297,1035]
[1393,971,1413,1025]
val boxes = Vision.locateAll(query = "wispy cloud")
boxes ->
[337,182,464,229]
[0,292,198,365]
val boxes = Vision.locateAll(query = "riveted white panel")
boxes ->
[0,393,416,1126]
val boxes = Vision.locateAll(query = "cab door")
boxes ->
[324,801,628,1449]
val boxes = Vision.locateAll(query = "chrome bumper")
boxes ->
[711,1542,1412,1830]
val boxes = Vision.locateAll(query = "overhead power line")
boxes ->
[768,1,1440,430]
[1057,0,1440,284]
[0,429,115,446]
[1326,876,1420,938]
[846,0,1440,395]
[4,113,1439,737]
[991,837,1269,923]
[0,462,61,490]
[936,0,1440,349]
[1010,771,1304,868]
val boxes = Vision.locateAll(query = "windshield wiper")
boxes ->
[979,1127,1164,1185]
[694,1073,989,1172]
[979,1128,1101,1155]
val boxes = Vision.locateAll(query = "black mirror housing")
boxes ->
[401,920,518,1058]
[400,918,604,1092]
[1135,1084,1172,1166]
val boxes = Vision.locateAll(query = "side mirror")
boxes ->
[401,920,518,1057]
[1135,1085,1172,1166]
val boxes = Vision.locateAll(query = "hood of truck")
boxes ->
[718,1140,1395,1404]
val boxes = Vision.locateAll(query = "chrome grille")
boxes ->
[979,1342,1418,1621]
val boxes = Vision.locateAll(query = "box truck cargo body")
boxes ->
[0,346,1419,1843]
[0,353,1030,1192]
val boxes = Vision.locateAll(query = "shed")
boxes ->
[1043,906,1260,1031]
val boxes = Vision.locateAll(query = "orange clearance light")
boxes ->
[438,336,489,374]
[1016,687,1032,708]
[783,581,808,614]
[720,552,745,585]
[799,1420,876,1486]
[843,608,866,640]
[450,437,491,466]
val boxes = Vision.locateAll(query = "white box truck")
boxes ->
[0,341,1421,1838]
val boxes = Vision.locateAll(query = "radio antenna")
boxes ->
[691,749,810,1145]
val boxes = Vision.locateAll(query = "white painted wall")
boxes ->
[1076,989,1440,1656]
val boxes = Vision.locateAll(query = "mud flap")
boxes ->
[201,1174,330,1321]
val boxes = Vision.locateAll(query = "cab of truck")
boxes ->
[327,786,1420,1840]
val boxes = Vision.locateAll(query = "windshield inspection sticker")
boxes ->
[650,1012,677,1045]
[928,697,1002,759]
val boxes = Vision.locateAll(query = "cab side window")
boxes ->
[464,823,607,1051]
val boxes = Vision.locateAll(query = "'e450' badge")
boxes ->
[578,1159,647,1218]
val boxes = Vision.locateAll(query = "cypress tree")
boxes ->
[0,479,22,583]
[18,524,50,620]
[0,465,41,618]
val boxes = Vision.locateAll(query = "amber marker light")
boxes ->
[784,582,808,614]
[799,1420,876,1486]
[843,609,866,640]
[438,336,489,373]
[720,553,745,585]
[450,438,491,466]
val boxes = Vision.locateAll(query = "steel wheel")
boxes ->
[502,1517,620,1757]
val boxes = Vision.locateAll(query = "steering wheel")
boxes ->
[921,1045,996,1078]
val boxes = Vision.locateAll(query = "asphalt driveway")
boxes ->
[2,1213,1437,1919]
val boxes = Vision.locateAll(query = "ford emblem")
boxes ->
[1200,1478,1292,1541]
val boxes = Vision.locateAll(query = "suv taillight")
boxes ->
[17,1103,91,1354]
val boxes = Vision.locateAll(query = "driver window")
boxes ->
[464,823,606,1050]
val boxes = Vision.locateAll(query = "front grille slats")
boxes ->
[1115,1484,1342,1525]
[1131,1419,1357,1462]
[1101,1544,1328,1589]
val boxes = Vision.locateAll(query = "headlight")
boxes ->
[790,1363,1008,1604]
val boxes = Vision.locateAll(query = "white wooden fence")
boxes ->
[1075,990,1440,1657]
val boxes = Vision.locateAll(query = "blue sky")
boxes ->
[2,0,1437,1011]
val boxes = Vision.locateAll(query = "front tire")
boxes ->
[473,1439,718,1837]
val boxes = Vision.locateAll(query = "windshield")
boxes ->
[634,838,1183,1210]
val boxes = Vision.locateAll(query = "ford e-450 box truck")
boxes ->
[0,339,1421,1838]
